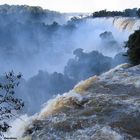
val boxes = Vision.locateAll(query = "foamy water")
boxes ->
[5,63,140,140]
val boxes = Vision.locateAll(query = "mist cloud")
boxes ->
[0,5,132,114]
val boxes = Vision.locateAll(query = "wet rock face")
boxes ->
[19,64,140,139]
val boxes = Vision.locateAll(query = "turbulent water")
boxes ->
[5,64,140,140]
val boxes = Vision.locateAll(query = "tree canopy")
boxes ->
[92,8,140,18]
[125,29,140,65]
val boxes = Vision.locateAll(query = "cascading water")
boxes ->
[85,17,140,32]
[112,17,140,31]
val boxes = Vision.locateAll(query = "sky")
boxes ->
[0,0,140,13]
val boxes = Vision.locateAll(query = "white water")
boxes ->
[5,63,140,139]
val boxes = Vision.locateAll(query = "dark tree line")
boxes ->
[92,8,140,18]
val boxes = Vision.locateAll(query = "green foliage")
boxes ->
[0,72,24,136]
[125,29,140,65]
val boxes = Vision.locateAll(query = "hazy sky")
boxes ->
[0,0,140,13]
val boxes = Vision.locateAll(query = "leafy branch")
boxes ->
[0,71,24,136]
